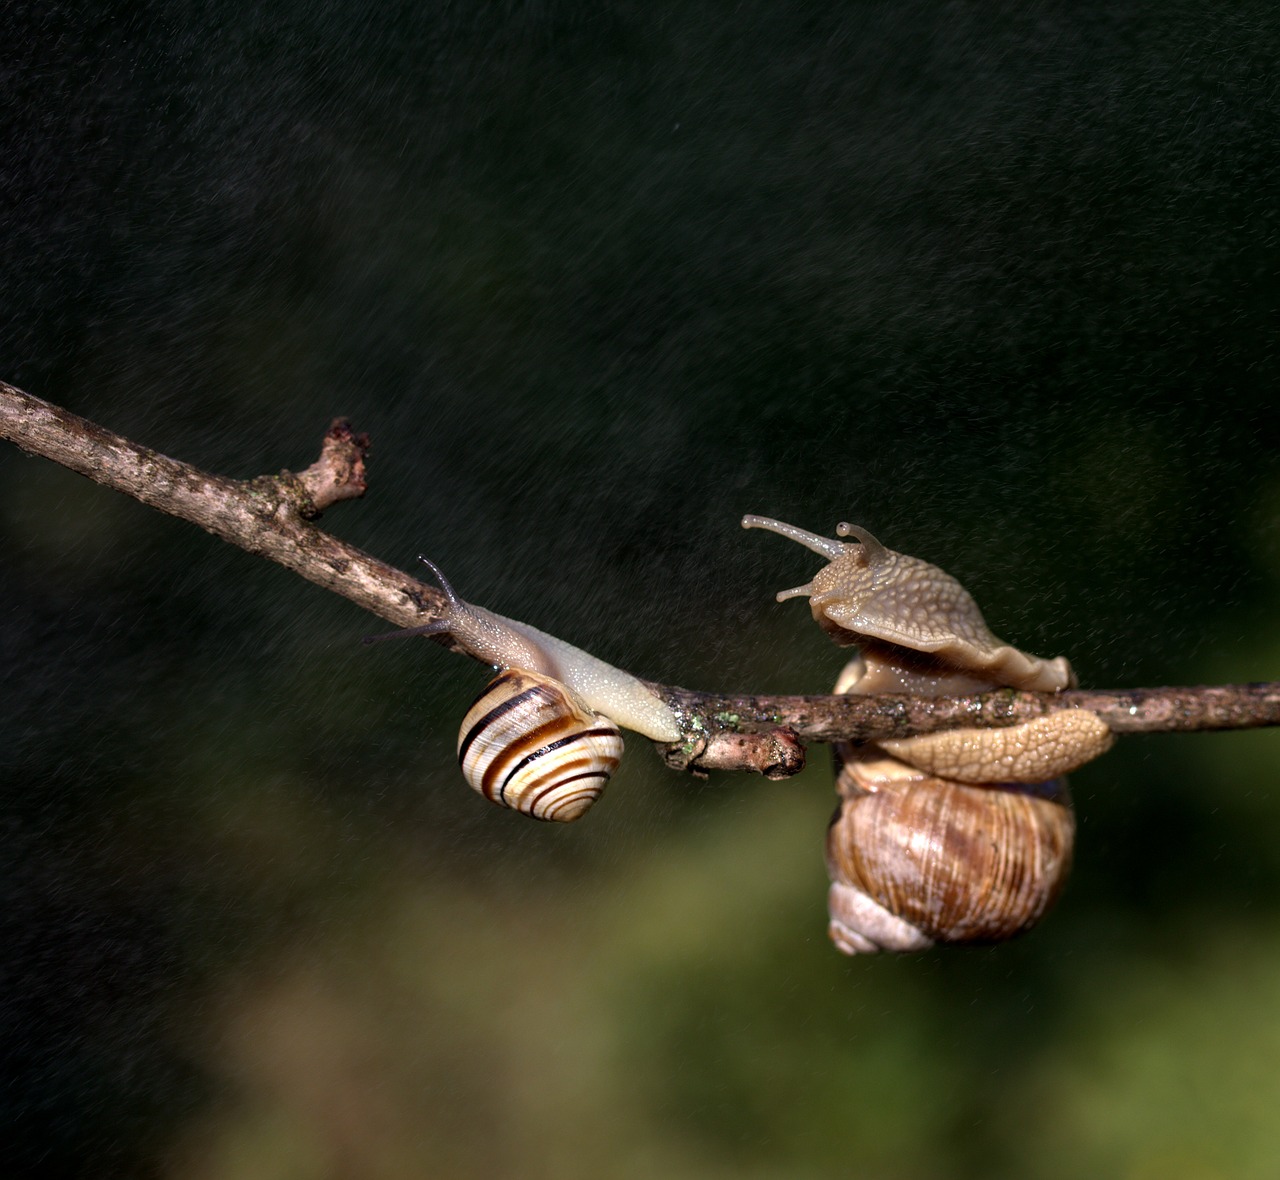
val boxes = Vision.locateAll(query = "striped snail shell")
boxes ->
[458,668,625,822]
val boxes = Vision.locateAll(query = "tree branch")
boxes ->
[1,379,455,637]
[4,379,1277,778]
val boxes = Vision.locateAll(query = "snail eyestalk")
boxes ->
[834,522,887,564]
[741,514,848,560]
[418,556,462,606]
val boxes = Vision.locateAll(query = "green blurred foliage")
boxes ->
[3,1,1280,1177]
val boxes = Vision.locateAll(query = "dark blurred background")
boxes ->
[4,2,1280,1177]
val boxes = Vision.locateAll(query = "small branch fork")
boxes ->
[4,380,1278,779]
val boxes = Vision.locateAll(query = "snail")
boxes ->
[742,515,1114,954]
[374,558,680,821]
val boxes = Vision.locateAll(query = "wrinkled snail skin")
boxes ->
[458,669,625,822]
[742,515,1112,955]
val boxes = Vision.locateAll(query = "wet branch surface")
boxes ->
[4,380,1278,777]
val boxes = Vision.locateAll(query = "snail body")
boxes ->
[404,558,680,744]
[742,515,1113,954]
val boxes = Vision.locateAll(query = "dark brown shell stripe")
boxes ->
[479,715,587,802]
[456,669,624,822]
[494,728,621,805]
[457,671,549,768]
[525,767,613,822]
